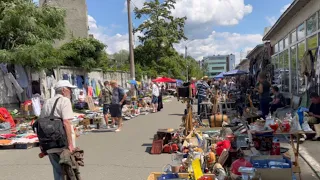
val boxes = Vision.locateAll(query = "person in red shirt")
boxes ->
[190,77,197,98]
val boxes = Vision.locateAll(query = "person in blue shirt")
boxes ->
[196,76,210,115]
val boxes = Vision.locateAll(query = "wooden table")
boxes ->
[273,131,315,180]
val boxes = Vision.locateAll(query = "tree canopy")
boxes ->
[133,0,204,80]
[0,0,66,70]
[59,38,109,72]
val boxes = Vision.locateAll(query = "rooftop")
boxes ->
[263,0,311,41]
[246,44,264,58]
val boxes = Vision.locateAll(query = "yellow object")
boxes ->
[194,147,203,153]
[96,84,101,96]
[192,158,203,180]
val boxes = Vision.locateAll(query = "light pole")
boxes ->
[184,39,194,82]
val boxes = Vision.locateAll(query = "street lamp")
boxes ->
[184,39,195,82]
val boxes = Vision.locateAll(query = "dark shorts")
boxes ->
[103,104,110,115]
[151,96,158,104]
[110,104,122,118]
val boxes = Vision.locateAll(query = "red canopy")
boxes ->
[152,77,176,83]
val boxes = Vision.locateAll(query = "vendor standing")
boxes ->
[255,73,271,119]
[309,92,320,140]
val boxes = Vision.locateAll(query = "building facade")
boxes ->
[39,0,89,47]
[202,54,235,78]
[235,58,250,72]
[263,0,320,94]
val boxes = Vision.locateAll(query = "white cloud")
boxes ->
[89,15,262,65]
[172,0,252,26]
[280,4,290,13]
[266,16,277,26]
[88,15,143,54]
[123,0,146,12]
[171,0,252,38]
[174,31,263,63]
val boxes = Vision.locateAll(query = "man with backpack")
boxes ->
[33,80,76,180]
[110,80,127,132]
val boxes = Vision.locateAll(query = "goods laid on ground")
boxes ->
[0,96,173,150]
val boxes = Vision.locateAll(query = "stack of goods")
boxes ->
[150,113,298,180]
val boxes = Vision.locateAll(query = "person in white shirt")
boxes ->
[150,82,159,113]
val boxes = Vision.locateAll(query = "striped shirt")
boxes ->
[196,81,210,97]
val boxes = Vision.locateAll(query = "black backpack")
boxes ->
[33,98,68,151]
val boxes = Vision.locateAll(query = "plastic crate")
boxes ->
[150,140,163,154]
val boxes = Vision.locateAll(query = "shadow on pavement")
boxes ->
[168,113,184,116]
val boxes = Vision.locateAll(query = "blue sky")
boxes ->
[35,0,294,64]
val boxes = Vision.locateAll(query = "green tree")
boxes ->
[59,38,109,72]
[0,0,66,70]
[201,62,209,76]
[134,0,187,60]
[133,0,205,79]
[112,50,130,71]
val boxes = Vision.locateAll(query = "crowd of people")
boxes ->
[190,73,320,127]
[35,79,172,179]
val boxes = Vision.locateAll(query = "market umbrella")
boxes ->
[128,80,137,85]
[223,69,248,76]
[214,72,225,79]
[152,77,176,83]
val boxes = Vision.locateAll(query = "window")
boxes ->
[291,30,297,44]
[319,10,320,29]
[307,13,317,35]
[279,40,284,51]
[290,45,298,94]
[211,67,224,70]
[282,50,289,92]
[297,23,305,41]
[272,55,279,85]
[209,62,226,65]
[297,41,306,94]
[307,35,317,54]
[274,43,279,53]
[284,36,289,48]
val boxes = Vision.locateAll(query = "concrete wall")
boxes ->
[56,66,131,88]
[40,0,88,47]
[270,0,320,46]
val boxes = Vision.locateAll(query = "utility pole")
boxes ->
[127,0,135,80]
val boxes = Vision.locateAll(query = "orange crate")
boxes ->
[150,140,163,154]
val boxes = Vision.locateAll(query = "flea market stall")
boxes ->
[147,82,315,180]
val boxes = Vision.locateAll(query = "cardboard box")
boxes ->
[250,155,292,180]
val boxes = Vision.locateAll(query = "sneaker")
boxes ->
[111,124,117,128]
[115,129,121,132]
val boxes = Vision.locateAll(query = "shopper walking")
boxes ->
[34,80,76,180]
[110,80,127,132]
[151,82,159,113]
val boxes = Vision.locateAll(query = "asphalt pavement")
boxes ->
[0,99,184,180]
[0,99,319,180]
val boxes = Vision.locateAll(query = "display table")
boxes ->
[147,172,215,180]
[248,130,315,180]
